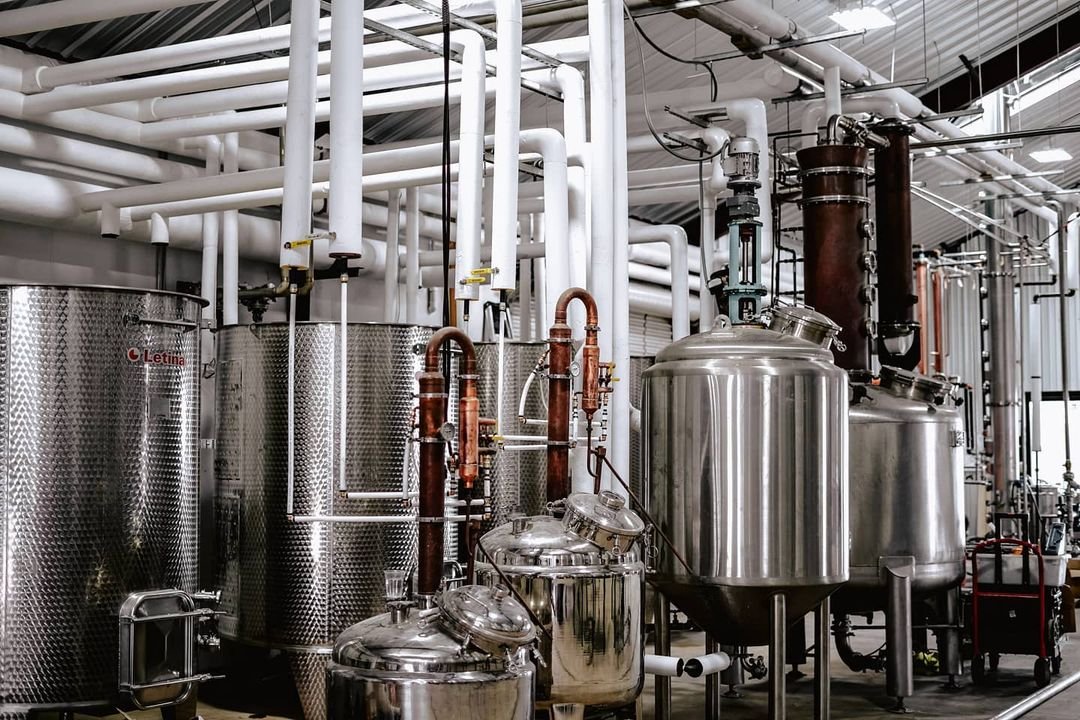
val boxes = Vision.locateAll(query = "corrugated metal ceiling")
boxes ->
[0,0,1077,244]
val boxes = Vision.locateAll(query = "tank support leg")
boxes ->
[770,592,787,720]
[938,588,962,690]
[705,633,721,720]
[788,614,808,679]
[721,644,743,698]
[884,556,916,712]
[654,591,672,720]
[814,597,831,720]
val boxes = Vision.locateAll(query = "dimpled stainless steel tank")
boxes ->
[477,491,646,714]
[0,285,201,719]
[644,309,849,645]
[476,341,548,528]
[328,584,536,720]
[838,366,965,609]
[629,355,654,503]
[215,322,433,719]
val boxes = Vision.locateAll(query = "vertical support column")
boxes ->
[939,589,962,689]
[814,597,831,720]
[770,592,787,720]
[884,556,915,711]
[705,633,720,720]
[654,592,672,720]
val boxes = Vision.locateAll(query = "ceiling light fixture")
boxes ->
[829,6,894,32]
[1030,148,1073,163]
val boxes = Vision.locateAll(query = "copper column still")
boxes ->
[546,287,602,502]
[797,141,874,370]
[418,327,479,596]
[874,121,921,370]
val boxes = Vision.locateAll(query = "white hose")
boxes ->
[645,654,685,677]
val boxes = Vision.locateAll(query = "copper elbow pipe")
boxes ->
[547,287,601,502]
[417,326,478,597]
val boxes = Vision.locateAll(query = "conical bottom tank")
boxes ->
[644,319,849,645]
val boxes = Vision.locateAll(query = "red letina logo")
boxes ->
[126,348,186,367]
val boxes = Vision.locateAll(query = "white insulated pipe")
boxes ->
[699,194,717,329]
[149,211,169,247]
[454,32,487,302]
[588,0,614,358]
[26,18,333,92]
[555,64,590,312]
[328,0,364,259]
[199,137,221,330]
[280,0,320,270]
[384,190,403,322]
[489,0,524,291]
[629,225,690,340]
[405,187,421,323]
[0,0,213,38]
[221,132,239,326]
[609,0,631,488]
[824,65,842,123]
[645,655,685,678]
[520,128,570,327]
[684,652,732,678]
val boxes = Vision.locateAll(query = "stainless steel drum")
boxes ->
[328,584,536,720]
[0,285,202,718]
[644,309,849,645]
[477,491,646,712]
[215,322,433,719]
[476,341,548,528]
[837,366,965,610]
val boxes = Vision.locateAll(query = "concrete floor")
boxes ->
[69,613,1080,720]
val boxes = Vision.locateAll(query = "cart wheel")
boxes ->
[972,655,986,685]
[1052,655,1062,676]
[1035,658,1052,688]
[989,653,1000,672]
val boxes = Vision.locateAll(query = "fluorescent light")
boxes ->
[829,6,894,32]
[1011,64,1080,116]
[1030,148,1073,163]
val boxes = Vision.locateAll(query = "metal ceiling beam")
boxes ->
[910,123,1080,149]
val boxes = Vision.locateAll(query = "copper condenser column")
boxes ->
[797,143,873,370]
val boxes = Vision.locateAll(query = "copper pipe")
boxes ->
[547,287,601,502]
[915,260,930,373]
[418,326,478,597]
[932,267,945,374]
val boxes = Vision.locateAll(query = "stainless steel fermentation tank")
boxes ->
[644,310,849,646]
[215,322,435,720]
[328,584,536,720]
[477,491,646,716]
[0,285,202,719]
[834,367,966,699]
[841,369,966,607]
[476,341,548,527]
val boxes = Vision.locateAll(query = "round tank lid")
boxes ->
[879,365,953,403]
[563,491,646,551]
[651,319,835,363]
[769,306,841,348]
[439,584,536,655]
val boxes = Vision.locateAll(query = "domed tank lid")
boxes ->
[333,585,533,673]
[563,491,646,551]
[768,306,842,349]
[879,365,953,404]
[439,584,536,655]
[652,316,835,364]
